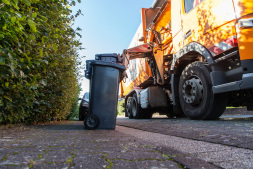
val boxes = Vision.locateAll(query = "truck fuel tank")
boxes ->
[140,86,168,109]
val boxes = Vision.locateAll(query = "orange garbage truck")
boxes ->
[119,0,253,120]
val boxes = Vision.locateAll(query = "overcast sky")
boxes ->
[71,0,154,96]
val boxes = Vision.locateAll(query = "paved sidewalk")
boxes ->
[0,121,219,169]
[118,126,253,169]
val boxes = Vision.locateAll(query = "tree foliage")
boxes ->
[0,0,83,124]
[117,99,125,116]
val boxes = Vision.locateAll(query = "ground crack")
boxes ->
[65,150,77,169]
[1,152,19,161]
[102,153,113,169]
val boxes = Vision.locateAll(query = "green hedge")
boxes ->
[0,0,82,124]
[117,99,125,116]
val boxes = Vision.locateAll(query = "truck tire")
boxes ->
[172,74,185,117]
[126,97,133,119]
[179,62,228,120]
[131,93,144,119]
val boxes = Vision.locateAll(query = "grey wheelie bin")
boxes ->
[84,55,125,130]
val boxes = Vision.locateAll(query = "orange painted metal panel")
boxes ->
[171,0,183,53]
[154,3,171,32]
[121,58,151,96]
[233,0,253,18]
[199,21,236,55]
[121,22,152,97]
[238,27,253,60]
[181,0,236,52]
[141,8,148,43]
[154,49,164,84]
[233,0,253,60]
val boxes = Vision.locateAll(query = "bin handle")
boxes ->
[123,76,126,83]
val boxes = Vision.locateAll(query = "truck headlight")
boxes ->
[238,18,253,29]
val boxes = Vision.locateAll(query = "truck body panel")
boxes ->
[233,0,253,19]
[180,0,236,56]
[237,21,253,60]
[121,24,152,96]
[171,0,183,53]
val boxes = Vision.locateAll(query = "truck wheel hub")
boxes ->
[182,76,203,106]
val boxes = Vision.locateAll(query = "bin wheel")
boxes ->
[84,114,99,130]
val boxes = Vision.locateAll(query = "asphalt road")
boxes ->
[0,108,252,169]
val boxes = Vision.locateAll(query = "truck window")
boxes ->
[184,0,203,13]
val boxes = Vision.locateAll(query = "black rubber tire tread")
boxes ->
[84,114,99,130]
[132,93,144,119]
[126,97,133,119]
[172,74,185,117]
[179,62,228,120]
[124,99,128,117]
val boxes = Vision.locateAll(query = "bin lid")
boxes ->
[95,53,118,59]
[87,60,125,71]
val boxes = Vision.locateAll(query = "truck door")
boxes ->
[171,0,183,53]
[181,0,236,56]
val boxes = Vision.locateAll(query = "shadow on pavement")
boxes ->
[34,120,85,131]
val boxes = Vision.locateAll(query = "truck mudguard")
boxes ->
[171,42,215,71]
[125,89,143,103]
